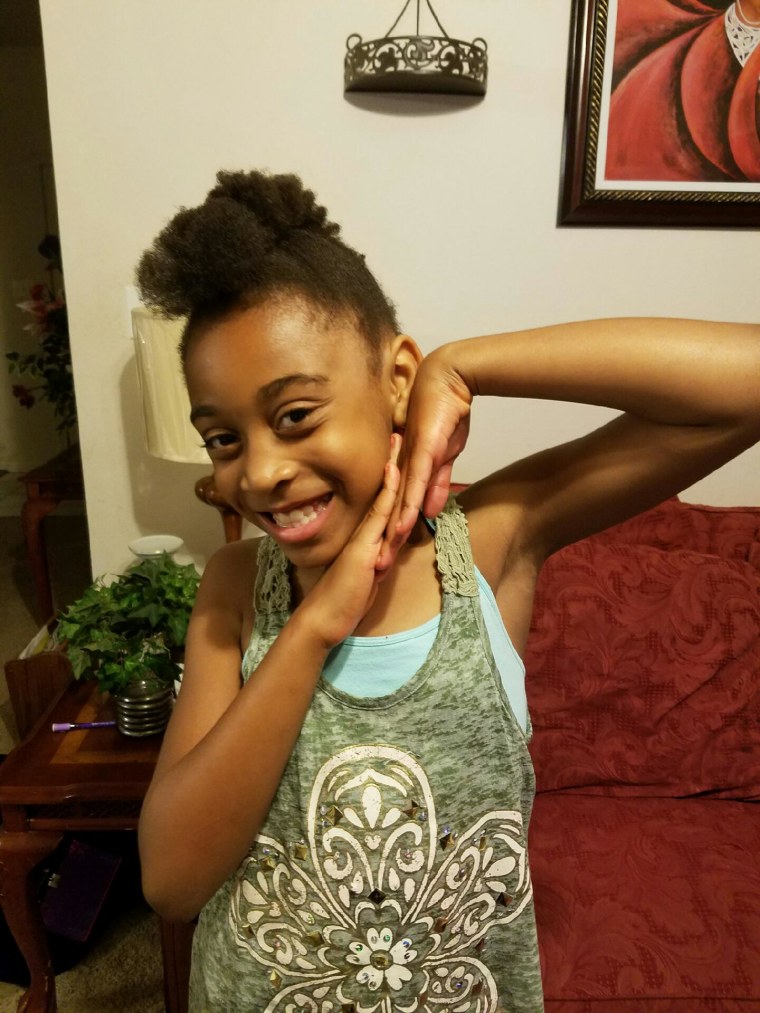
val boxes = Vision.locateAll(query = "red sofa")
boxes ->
[525,498,760,1013]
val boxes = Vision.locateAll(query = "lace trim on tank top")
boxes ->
[434,497,479,597]
[254,535,291,614]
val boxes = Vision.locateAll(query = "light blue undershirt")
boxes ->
[322,566,527,731]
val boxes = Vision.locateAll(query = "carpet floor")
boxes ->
[0,901,164,1013]
[0,513,165,1011]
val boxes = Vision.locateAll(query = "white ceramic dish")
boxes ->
[128,534,184,558]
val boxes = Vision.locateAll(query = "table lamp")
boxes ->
[131,306,242,542]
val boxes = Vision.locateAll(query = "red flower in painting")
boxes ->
[606,0,760,182]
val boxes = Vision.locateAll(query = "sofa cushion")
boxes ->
[679,503,760,567]
[591,498,760,568]
[531,794,760,1010]
[526,540,760,798]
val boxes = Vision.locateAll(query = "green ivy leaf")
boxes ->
[54,553,200,689]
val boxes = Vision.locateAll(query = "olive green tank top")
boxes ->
[190,497,544,1012]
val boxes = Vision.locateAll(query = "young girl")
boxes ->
[135,170,760,1013]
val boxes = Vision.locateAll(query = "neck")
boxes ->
[290,514,433,605]
[736,0,760,27]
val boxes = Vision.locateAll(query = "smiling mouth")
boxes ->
[267,494,332,529]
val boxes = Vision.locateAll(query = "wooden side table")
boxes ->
[19,445,85,622]
[0,673,193,1012]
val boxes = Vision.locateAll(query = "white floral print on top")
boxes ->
[348,925,416,992]
[229,744,533,1013]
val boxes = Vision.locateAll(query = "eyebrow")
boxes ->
[189,404,218,424]
[189,373,329,424]
[258,373,329,402]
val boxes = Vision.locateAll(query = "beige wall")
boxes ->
[39,0,759,578]
[0,44,63,471]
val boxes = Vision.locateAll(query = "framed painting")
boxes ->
[559,0,760,226]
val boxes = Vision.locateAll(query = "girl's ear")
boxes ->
[387,334,423,429]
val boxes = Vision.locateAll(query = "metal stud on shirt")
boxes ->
[268,969,282,989]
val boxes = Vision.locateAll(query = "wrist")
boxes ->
[287,603,340,657]
[426,342,477,400]
[437,331,527,400]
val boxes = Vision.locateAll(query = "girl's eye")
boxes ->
[277,407,314,431]
[201,432,239,454]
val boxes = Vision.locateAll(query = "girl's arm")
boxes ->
[386,319,760,567]
[139,437,402,922]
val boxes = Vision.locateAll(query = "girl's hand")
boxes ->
[295,434,403,649]
[379,350,473,567]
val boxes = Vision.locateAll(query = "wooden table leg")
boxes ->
[0,828,63,1013]
[20,493,60,623]
[159,918,195,1013]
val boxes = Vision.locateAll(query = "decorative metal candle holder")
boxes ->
[345,0,488,97]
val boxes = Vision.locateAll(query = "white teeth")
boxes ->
[272,496,329,529]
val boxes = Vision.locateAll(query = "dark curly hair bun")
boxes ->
[137,171,340,317]
[207,171,340,241]
[136,169,399,359]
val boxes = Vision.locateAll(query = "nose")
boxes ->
[238,436,297,498]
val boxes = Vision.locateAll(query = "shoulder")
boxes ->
[199,536,262,608]
[201,535,262,587]
[195,536,263,650]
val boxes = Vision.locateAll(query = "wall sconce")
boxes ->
[345,0,488,96]
[131,307,242,542]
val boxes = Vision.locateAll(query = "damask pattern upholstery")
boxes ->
[589,498,760,567]
[531,795,760,1008]
[524,499,760,1011]
[526,541,760,798]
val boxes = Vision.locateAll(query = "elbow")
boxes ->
[731,414,760,452]
[141,865,201,924]
[139,826,203,923]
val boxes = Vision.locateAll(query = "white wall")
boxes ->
[39,0,760,578]
[0,44,63,471]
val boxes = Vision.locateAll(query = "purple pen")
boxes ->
[52,720,117,732]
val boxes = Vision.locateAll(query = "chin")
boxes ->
[276,534,346,570]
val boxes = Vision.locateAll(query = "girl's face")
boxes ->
[185,297,412,574]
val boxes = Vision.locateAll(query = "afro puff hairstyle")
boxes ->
[136,170,400,364]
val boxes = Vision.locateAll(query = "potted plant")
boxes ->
[54,553,200,736]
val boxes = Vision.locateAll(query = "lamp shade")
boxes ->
[131,307,209,464]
